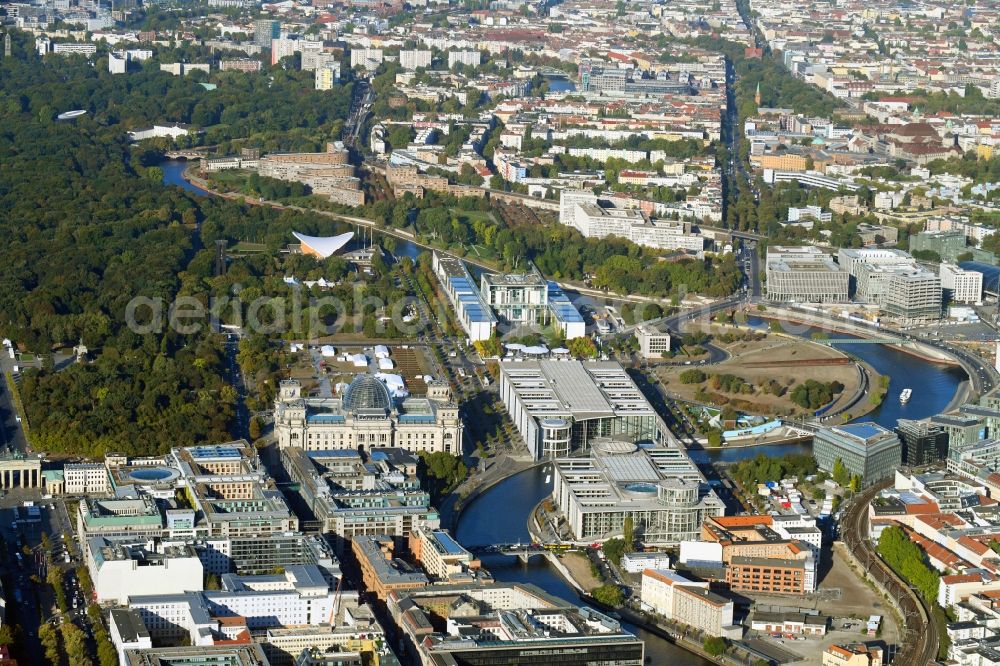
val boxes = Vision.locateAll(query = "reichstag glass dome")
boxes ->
[342,374,392,413]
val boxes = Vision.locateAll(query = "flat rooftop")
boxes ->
[123,644,269,666]
[500,360,654,420]
[553,442,716,515]
[185,443,247,461]
[832,422,894,444]
[481,272,546,287]
[110,608,150,644]
[354,535,429,586]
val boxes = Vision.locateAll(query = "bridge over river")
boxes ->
[466,542,573,563]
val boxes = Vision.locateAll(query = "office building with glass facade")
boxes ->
[813,423,901,488]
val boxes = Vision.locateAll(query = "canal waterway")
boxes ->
[545,75,577,93]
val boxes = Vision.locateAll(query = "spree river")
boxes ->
[162,159,211,196]
[686,316,967,464]
[164,157,962,662]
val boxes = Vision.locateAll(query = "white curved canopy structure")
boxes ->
[293,231,354,258]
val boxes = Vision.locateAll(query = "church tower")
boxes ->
[754,81,762,106]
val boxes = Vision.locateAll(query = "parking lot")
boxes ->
[741,620,888,665]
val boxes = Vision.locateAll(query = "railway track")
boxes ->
[840,481,939,665]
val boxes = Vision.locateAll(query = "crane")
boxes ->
[327,574,343,625]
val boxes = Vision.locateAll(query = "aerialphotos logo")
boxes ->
[121,279,848,344]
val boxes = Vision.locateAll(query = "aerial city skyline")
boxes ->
[0,0,999,664]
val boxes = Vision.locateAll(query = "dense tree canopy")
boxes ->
[418,451,468,504]
[0,32,352,153]
[877,525,940,604]
[730,454,817,489]
[350,193,740,299]
[0,31,356,456]
[789,379,845,410]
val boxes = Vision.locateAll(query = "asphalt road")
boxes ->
[0,359,29,455]
[224,339,251,441]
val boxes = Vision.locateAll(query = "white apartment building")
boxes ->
[940,263,983,304]
[788,206,832,223]
[296,40,323,69]
[53,42,97,56]
[637,325,671,359]
[400,50,432,70]
[771,514,823,554]
[64,463,110,494]
[109,50,127,74]
[351,48,383,70]
[622,552,671,573]
[370,124,386,154]
[567,147,648,163]
[560,191,703,252]
[674,584,737,638]
[126,49,153,62]
[560,189,598,228]
[303,51,339,72]
[160,63,210,76]
[447,50,480,68]
[641,569,699,615]
[874,190,905,210]
[640,569,737,637]
[271,37,297,66]
[628,218,705,252]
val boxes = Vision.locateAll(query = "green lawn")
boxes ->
[230,241,268,253]
[450,208,497,224]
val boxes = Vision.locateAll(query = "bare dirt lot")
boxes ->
[285,344,435,396]
[658,335,863,417]
[735,546,900,665]
[391,346,433,395]
[558,551,603,592]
